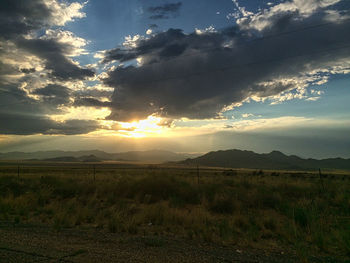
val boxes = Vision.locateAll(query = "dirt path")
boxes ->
[0,224,331,262]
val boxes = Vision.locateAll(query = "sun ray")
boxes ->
[118,115,168,138]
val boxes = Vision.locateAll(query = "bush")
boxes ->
[108,212,123,233]
[209,195,235,214]
[258,190,281,209]
[263,218,277,231]
[0,176,30,197]
[143,236,165,247]
[116,175,199,205]
[293,207,309,228]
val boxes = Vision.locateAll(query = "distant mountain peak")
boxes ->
[0,149,200,163]
[181,149,350,171]
[267,150,286,157]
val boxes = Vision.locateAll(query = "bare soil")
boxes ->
[0,224,301,263]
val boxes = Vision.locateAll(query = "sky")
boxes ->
[0,0,349,158]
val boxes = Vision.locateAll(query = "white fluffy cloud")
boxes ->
[236,0,343,31]
[45,0,87,26]
[42,29,89,56]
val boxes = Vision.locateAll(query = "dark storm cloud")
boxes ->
[103,28,188,63]
[147,2,182,20]
[0,0,50,39]
[73,97,111,108]
[0,61,20,76]
[17,38,95,80]
[103,9,350,122]
[0,112,100,135]
[73,88,113,99]
[0,0,101,135]
[72,88,113,108]
[0,0,94,81]
[0,87,101,135]
[0,54,95,135]
[20,68,36,74]
[47,119,101,135]
[32,84,71,105]
[33,84,70,98]
[0,0,93,80]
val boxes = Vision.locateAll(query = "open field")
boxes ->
[0,162,349,262]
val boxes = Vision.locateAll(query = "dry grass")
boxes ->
[0,165,349,261]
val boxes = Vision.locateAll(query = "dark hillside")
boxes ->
[181,149,350,170]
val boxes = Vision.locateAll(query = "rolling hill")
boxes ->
[181,149,350,170]
[0,150,199,163]
[42,154,103,163]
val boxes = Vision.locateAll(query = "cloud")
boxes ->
[20,68,36,74]
[102,2,350,122]
[32,84,71,105]
[42,29,89,56]
[45,0,86,26]
[0,113,100,135]
[73,87,113,99]
[147,2,182,20]
[242,113,254,118]
[0,0,94,82]
[0,85,101,135]
[0,0,86,40]
[0,0,93,82]
[149,24,159,29]
[235,0,343,31]
[0,61,21,78]
[33,84,70,97]
[195,26,217,35]
[0,0,99,135]
[103,29,188,63]
[0,0,50,39]
[231,0,254,18]
[16,38,95,80]
[73,97,111,108]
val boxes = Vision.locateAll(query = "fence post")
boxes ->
[93,164,96,181]
[17,164,20,179]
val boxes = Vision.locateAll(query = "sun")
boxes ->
[118,115,168,138]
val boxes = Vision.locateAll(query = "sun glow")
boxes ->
[118,116,168,138]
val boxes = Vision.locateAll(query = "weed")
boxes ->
[142,236,165,247]
[209,195,236,214]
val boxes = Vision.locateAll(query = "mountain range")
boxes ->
[0,150,199,163]
[181,149,350,171]
[1,149,349,170]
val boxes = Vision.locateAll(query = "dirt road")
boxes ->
[0,224,303,263]
[0,224,345,262]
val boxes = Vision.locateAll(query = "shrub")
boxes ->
[142,236,165,247]
[293,207,309,228]
[209,195,236,214]
[108,212,123,233]
[263,218,277,231]
[0,176,30,197]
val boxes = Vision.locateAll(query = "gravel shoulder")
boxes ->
[0,224,301,263]
[1,224,348,263]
